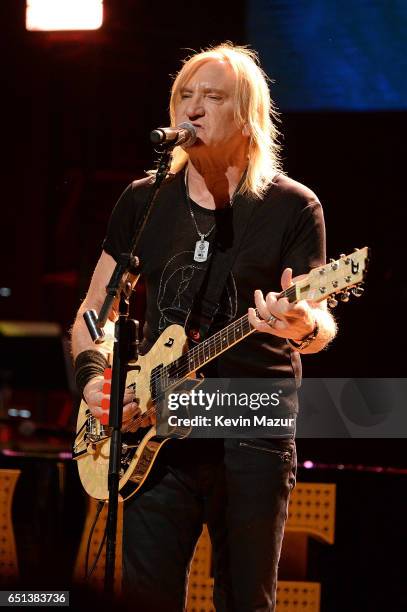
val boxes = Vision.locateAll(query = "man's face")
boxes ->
[174,59,249,155]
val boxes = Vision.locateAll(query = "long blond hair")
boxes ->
[169,42,283,198]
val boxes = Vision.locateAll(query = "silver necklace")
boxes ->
[184,168,244,263]
[185,171,216,263]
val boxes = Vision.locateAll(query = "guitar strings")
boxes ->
[125,317,255,429]
[137,251,364,395]
[147,312,252,390]
[115,286,299,430]
[128,263,359,429]
[147,284,297,388]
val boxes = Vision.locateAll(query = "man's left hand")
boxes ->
[248,267,316,342]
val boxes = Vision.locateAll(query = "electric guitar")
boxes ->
[73,247,369,500]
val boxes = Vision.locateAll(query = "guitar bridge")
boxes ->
[72,414,111,459]
[85,414,111,443]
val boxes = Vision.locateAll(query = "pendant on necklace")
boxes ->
[194,236,210,262]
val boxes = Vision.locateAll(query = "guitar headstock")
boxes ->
[295,247,370,306]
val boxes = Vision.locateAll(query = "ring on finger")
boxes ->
[266,314,277,327]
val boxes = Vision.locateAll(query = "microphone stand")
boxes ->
[83,144,174,598]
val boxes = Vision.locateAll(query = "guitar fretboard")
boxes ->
[155,284,298,393]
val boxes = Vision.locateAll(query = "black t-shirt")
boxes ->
[102,170,325,385]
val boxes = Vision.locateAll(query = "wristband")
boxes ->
[287,320,319,351]
[74,350,109,398]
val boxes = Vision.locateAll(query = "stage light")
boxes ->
[8,408,32,419]
[26,0,103,32]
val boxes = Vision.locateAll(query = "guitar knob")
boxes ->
[340,291,350,302]
[351,285,364,297]
[328,296,338,308]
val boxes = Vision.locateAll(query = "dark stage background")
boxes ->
[1,2,406,611]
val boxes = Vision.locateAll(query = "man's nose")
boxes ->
[186,96,205,119]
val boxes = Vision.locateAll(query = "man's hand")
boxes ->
[248,267,316,342]
[83,376,154,429]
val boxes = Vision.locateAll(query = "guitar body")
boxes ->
[74,324,189,501]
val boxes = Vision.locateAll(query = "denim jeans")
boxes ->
[122,437,296,612]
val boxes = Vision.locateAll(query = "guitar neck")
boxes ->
[160,283,299,389]
[159,244,369,391]
[188,283,299,371]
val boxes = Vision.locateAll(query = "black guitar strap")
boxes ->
[187,189,257,340]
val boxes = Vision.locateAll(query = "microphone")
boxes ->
[150,122,197,147]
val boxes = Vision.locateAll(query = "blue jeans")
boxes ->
[122,437,296,611]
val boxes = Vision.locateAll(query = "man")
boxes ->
[71,43,336,612]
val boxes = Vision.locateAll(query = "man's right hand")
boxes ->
[83,376,146,428]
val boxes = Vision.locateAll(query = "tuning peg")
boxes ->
[329,258,339,270]
[328,296,338,308]
[340,291,350,302]
[351,285,364,297]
